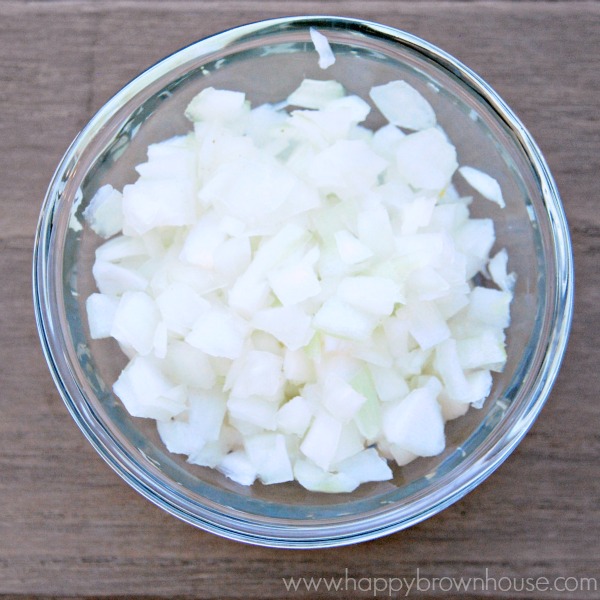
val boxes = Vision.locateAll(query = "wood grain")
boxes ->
[1,1,599,598]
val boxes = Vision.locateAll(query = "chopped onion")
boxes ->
[82,185,123,238]
[369,80,436,131]
[287,79,345,109]
[309,28,335,69]
[84,59,512,493]
[488,248,517,292]
[459,165,506,208]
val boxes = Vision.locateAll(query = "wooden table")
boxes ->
[2,1,598,598]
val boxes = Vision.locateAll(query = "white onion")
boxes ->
[488,248,516,293]
[459,165,506,208]
[84,60,513,492]
[309,28,336,69]
[395,128,458,191]
[287,79,345,109]
[369,80,436,131]
[82,185,123,239]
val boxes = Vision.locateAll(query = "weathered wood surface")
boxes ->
[0,1,598,598]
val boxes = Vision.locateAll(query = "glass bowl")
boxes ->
[33,16,573,548]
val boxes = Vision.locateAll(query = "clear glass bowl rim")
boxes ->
[33,15,574,548]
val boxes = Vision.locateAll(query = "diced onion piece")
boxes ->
[163,340,216,390]
[459,166,505,208]
[456,330,507,371]
[277,395,313,437]
[157,418,207,457]
[467,287,512,330]
[406,266,450,301]
[309,139,387,199]
[110,291,160,356]
[225,350,283,399]
[157,390,226,455]
[389,444,418,467]
[434,338,472,402]
[268,251,322,307]
[94,235,147,263]
[289,96,371,145]
[287,79,345,109]
[252,306,313,351]
[92,260,147,296]
[371,124,406,162]
[337,275,402,316]
[454,219,496,279]
[332,422,365,464]
[438,392,470,421]
[309,28,335,69]
[228,279,271,318]
[245,433,294,485]
[83,184,123,238]
[404,301,451,350]
[488,248,516,293]
[136,135,196,180]
[189,440,228,469]
[357,204,396,258]
[185,307,249,359]
[227,396,278,431]
[242,222,309,280]
[283,348,316,384]
[335,448,393,483]
[218,450,257,486]
[436,292,469,320]
[369,80,436,131]
[294,458,359,493]
[382,387,445,456]
[351,367,381,441]
[243,104,288,152]
[113,356,185,421]
[400,195,437,234]
[334,230,373,265]
[213,236,252,281]
[396,128,457,191]
[179,211,226,268]
[185,87,249,123]
[369,364,410,402]
[314,298,377,341]
[323,375,367,423]
[122,178,195,235]
[86,293,119,339]
[468,370,494,408]
[300,411,342,470]
[156,283,210,336]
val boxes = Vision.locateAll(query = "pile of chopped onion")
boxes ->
[84,72,514,492]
